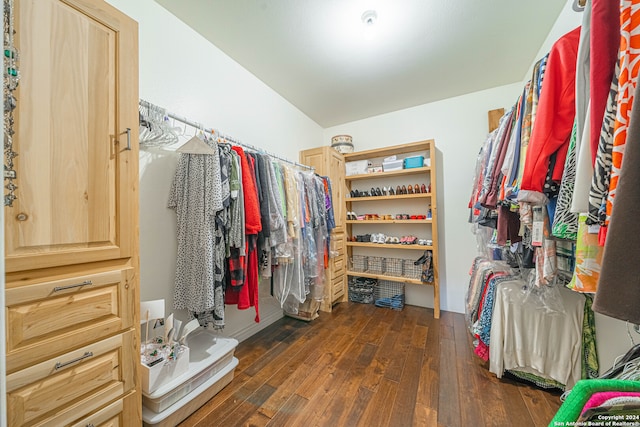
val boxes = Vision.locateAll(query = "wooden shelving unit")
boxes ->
[344,140,440,318]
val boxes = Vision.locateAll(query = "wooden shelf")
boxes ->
[345,167,430,181]
[346,219,432,224]
[343,140,433,161]
[346,270,432,286]
[346,242,433,250]
[346,193,432,202]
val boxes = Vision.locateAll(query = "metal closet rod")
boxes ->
[139,99,314,171]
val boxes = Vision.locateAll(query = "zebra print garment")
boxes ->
[552,121,579,240]
[587,60,619,226]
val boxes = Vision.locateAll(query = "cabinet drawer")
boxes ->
[69,391,137,427]
[331,232,345,256]
[6,331,136,427]
[332,275,345,301]
[331,255,346,278]
[5,267,136,373]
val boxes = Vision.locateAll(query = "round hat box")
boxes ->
[331,135,354,154]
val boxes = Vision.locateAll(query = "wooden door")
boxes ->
[328,148,345,230]
[5,0,139,272]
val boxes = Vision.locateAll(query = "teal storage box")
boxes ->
[404,156,424,169]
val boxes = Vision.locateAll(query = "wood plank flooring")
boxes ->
[178,302,562,427]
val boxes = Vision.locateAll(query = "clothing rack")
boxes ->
[139,98,314,171]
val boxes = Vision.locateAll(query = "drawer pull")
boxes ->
[54,351,93,370]
[86,424,95,427]
[53,280,93,292]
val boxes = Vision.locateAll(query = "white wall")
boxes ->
[106,0,323,341]
[324,82,522,313]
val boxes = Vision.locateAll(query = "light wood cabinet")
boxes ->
[6,0,139,273]
[344,140,440,318]
[5,0,141,425]
[299,146,348,312]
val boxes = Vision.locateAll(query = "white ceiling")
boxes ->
[155,0,565,127]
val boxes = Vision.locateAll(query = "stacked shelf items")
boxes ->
[344,140,440,318]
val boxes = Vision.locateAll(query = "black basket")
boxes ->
[374,280,405,310]
[349,277,376,304]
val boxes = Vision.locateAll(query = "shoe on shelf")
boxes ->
[389,187,395,195]
[417,239,428,246]
[406,236,417,245]
[421,184,427,193]
[414,184,420,194]
[375,187,382,196]
[401,185,407,194]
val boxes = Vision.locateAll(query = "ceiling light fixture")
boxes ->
[361,10,377,26]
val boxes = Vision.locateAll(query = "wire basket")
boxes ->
[351,255,367,272]
[384,258,404,277]
[349,277,376,304]
[375,280,405,310]
[367,256,385,274]
[403,259,422,280]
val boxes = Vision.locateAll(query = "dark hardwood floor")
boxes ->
[178,302,562,427]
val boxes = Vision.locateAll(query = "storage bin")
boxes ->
[349,277,376,304]
[346,160,370,176]
[142,331,238,413]
[404,156,424,169]
[142,345,190,395]
[331,135,354,153]
[382,159,403,171]
[375,280,405,310]
[351,255,368,272]
[367,256,385,274]
[403,259,422,280]
[384,258,404,277]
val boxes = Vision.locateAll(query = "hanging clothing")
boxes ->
[606,1,640,226]
[587,62,619,227]
[593,70,640,325]
[168,143,225,318]
[519,27,581,203]
[552,121,579,240]
[590,0,621,164]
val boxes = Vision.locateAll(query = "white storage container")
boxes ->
[142,329,239,424]
[382,159,403,171]
[142,345,190,394]
[346,160,370,176]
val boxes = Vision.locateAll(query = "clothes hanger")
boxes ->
[176,127,217,155]
[572,0,585,12]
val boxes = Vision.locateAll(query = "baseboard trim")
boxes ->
[230,308,284,343]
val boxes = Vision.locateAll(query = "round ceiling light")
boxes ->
[361,10,378,26]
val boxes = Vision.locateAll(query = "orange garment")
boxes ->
[606,0,640,225]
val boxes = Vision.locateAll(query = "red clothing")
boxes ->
[521,27,581,194]
[225,236,260,323]
[231,146,262,235]
[590,0,620,165]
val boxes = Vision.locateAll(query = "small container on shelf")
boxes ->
[403,259,422,280]
[382,159,403,171]
[404,156,424,169]
[367,256,385,274]
[384,258,404,277]
[351,255,368,272]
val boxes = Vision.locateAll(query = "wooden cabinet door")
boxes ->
[328,148,345,229]
[5,0,138,272]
